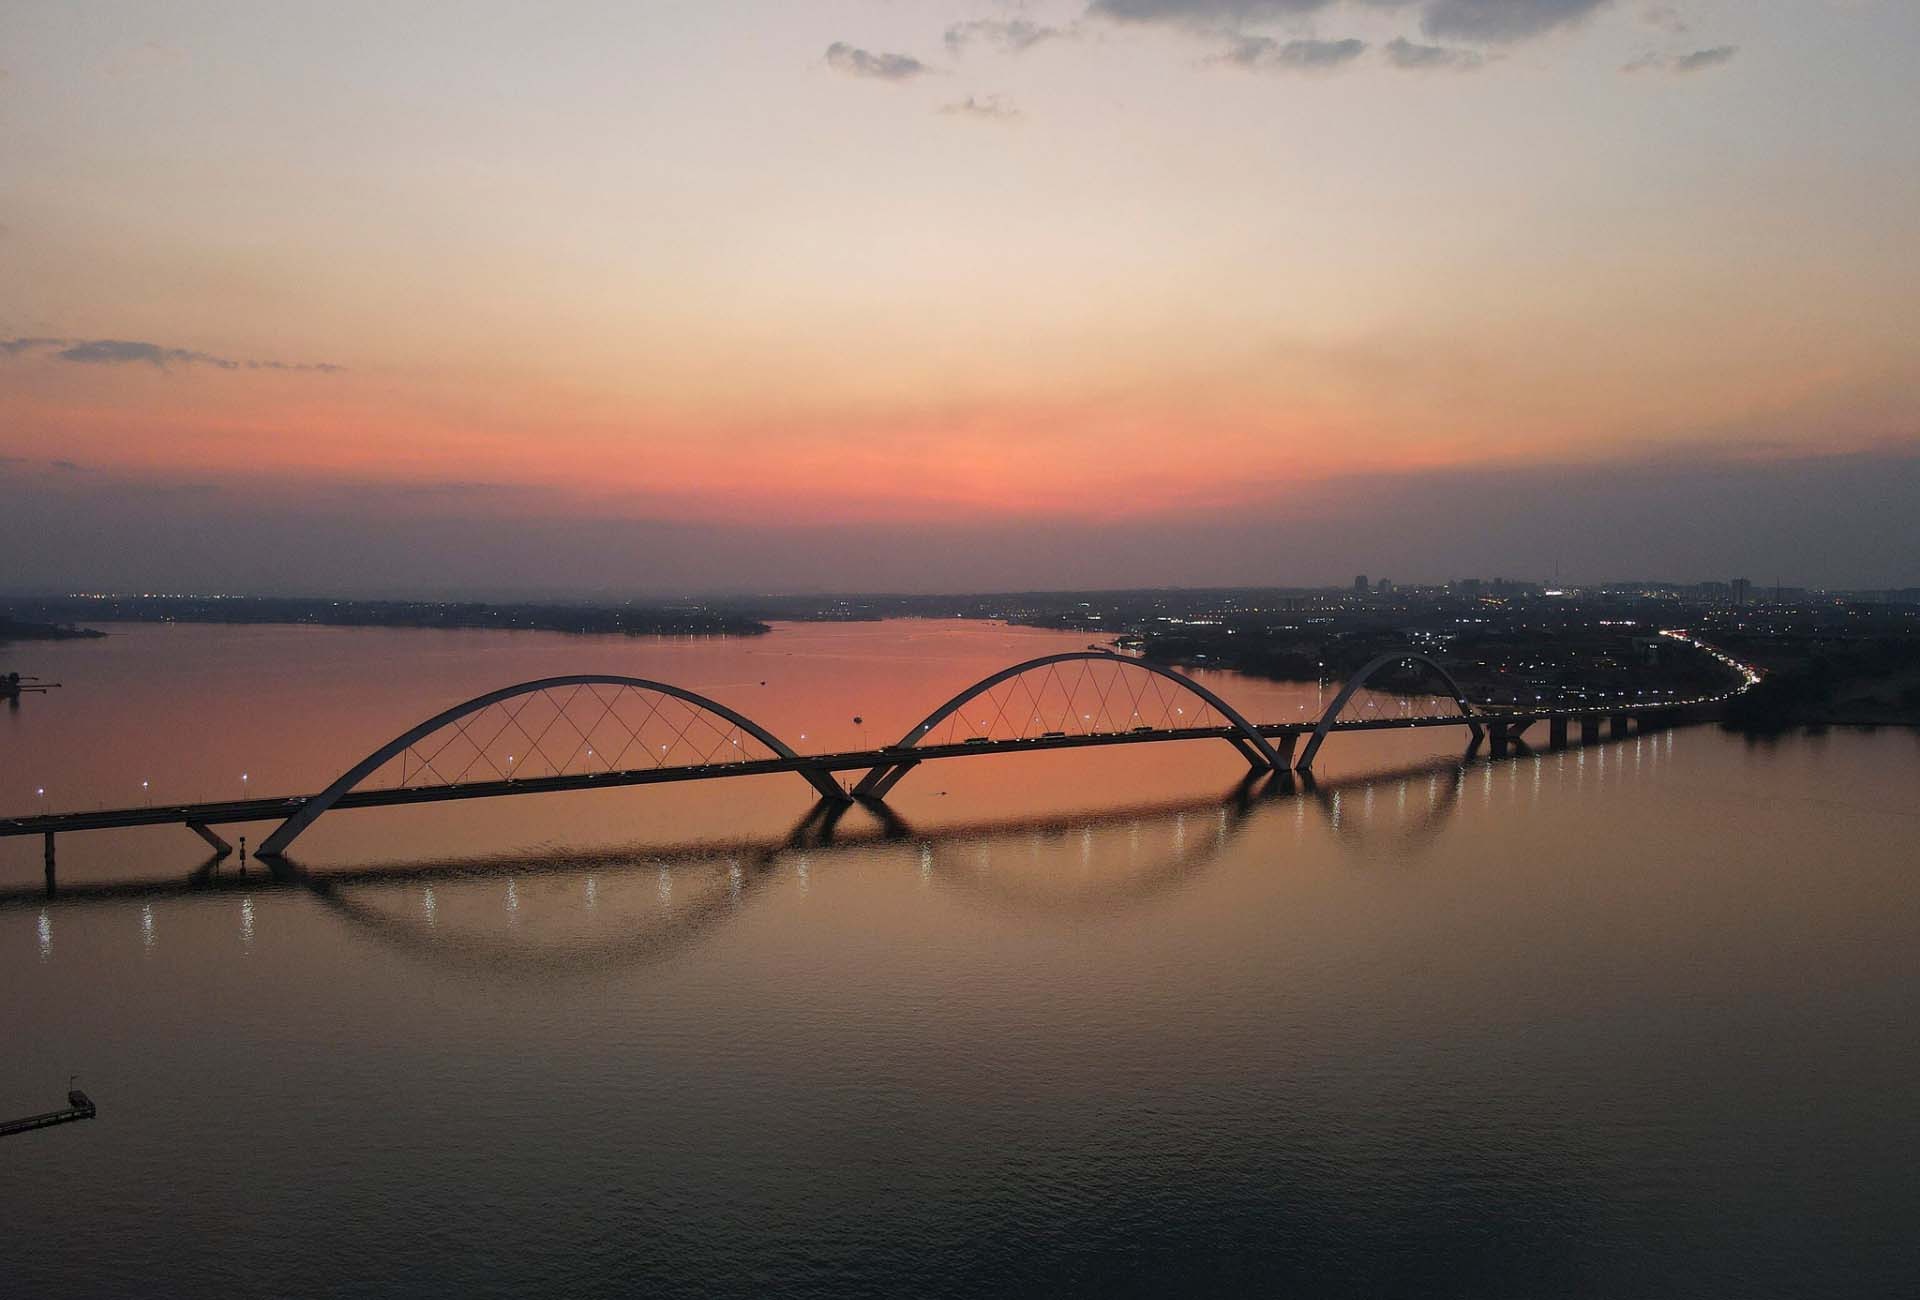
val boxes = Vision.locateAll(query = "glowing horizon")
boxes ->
[3,1,1917,588]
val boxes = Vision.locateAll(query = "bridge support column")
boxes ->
[44,831,55,892]
[1580,718,1602,744]
[1226,736,1269,772]
[1270,733,1297,769]
[186,822,233,856]
[1549,717,1568,749]
[1487,718,1535,758]
[1610,714,1630,739]
[854,760,919,800]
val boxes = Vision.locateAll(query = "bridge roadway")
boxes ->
[2,705,1685,847]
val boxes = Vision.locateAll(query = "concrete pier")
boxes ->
[0,1089,96,1138]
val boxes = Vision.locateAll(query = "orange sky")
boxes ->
[3,1,1917,586]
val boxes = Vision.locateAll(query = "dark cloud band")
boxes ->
[1089,0,1614,46]
[0,337,342,373]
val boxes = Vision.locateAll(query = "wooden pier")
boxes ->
[0,1089,97,1137]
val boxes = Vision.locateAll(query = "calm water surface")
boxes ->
[2,621,1917,1297]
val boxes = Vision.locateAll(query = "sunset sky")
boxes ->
[3,1,1916,593]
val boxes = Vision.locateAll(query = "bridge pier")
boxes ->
[44,831,55,893]
[1486,718,1535,758]
[1581,718,1603,744]
[186,822,233,856]
[1610,714,1630,739]
[856,759,919,800]
[1226,736,1268,771]
[1549,717,1569,748]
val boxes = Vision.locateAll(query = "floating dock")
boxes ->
[0,1089,96,1137]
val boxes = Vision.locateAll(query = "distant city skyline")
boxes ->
[4,2,1916,592]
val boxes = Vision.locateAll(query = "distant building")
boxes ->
[1376,578,1393,594]
[1731,578,1752,606]
[1353,575,1369,594]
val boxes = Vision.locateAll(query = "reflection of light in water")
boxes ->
[1328,790,1342,832]
[1080,828,1092,866]
[141,904,156,950]
[919,843,932,885]
[728,859,743,904]
[585,876,598,910]
[657,867,672,905]
[1173,813,1185,851]
[37,910,51,961]
[794,853,810,896]
[1481,765,1494,804]
[505,880,519,922]
[1128,821,1140,865]
[1364,786,1375,817]
[1531,754,1542,804]
[1216,806,1228,848]
[1576,748,1586,790]
[1397,782,1407,814]
[240,897,255,950]
[422,887,437,928]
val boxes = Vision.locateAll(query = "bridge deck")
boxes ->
[1,705,1692,840]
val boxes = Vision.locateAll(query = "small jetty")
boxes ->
[2,672,63,701]
[0,1087,97,1137]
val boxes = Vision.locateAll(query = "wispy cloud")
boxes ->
[1214,34,1368,71]
[945,19,1068,55]
[1090,0,1614,45]
[0,337,343,372]
[825,42,931,81]
[939,94,1023,121]
[1090,1,1339,24]
[1623,43,1736,74]
[1672,43,1736,72]
[1418,0,1612,43]
[0,456,94,475]
[1384,36,1487,69]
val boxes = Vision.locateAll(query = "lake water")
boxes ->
[3,621,1917,1297]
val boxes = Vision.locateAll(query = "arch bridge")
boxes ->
[4,644,1748,861]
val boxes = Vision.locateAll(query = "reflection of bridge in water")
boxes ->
[3,754,1560,976]
[4,637,1755,865]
